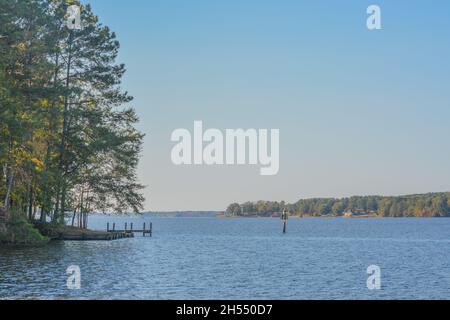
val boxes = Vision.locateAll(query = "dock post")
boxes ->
[282,209,287,234]
[113,223,115,231]
[150,222,152,237]
[125,222,127,231]
[130,223,133,231]
[143,222,146,237]
[107,222,109,232]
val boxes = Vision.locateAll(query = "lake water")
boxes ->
[0,217,449,299]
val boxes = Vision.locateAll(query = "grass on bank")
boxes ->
[0,211,49,245]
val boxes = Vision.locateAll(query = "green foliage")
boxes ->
[0,0,145,230]
[227,192,450,217]
[0,211,48,245]
[32,220,64,239]
[226,203,241,214]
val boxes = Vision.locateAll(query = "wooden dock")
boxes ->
[107,222,152,237]
[59,230,134,241]
[57,222,152,241]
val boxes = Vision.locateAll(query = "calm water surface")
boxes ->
[0,217,449,299]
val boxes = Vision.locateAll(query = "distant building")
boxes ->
[343,211,354,217]
[344,210,378,217]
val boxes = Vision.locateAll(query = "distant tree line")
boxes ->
[226,193,450,217]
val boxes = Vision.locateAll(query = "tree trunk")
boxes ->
[42,51,61,221]
[71,208,77,227]
[32,205,37,220]
[79,190,84,228]
[55,31,73,222]
[28,187,33,220]
[40,208,46,222]
[4,170,14,210]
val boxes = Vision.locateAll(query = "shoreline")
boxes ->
[216,214,410,218]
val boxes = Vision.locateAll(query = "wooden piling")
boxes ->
[281,209,287,234]
[104,221,151,238]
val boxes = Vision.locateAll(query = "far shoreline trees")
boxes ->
[226,193,450,217]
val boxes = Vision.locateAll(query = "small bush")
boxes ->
[32,220,64,239]
[0,211,48,245]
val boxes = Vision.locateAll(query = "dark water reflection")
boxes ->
[1,217,449,299]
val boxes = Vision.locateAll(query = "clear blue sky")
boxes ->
[85,0,450,211]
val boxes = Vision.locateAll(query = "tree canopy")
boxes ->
[0,0,144,228]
